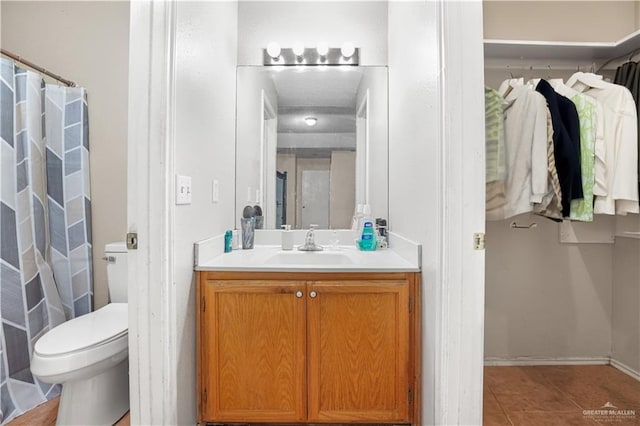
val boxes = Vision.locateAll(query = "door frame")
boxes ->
[260,90,277,229]
[355,89,370,206]
[127,1,178,424]
[433,1,486,423]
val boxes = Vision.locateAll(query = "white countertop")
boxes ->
[194,228,422,274]
[196,245,419,272]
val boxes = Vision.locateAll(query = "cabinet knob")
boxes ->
[296,290,303,298]
[310,291,317,298]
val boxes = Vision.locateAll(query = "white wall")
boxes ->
[174,2,238,423]
[612,237,640,375]
[356,66,388,221]
[1,1,130,310]
[485,218,613,360]
[388,2,441,423]
[237,1,388,66]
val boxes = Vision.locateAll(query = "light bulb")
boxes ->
[341,42,355,58]
[293,42,305,57]
[266,42,281,59]
[304,117,317,126]
[316,42,329,57]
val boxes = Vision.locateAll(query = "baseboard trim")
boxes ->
[484,357,610,366]
[610,358,640,381]
[485,357,640,382]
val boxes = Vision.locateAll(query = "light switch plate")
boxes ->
[176,175,192,205]
[212,179,219,203]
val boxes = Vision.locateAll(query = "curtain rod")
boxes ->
[1,48,77,87]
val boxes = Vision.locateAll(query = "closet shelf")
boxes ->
[484,28,640,68]
[615,232,640,240]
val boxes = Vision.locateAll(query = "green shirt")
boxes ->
[485,87,508,183]
[569,93,596,222]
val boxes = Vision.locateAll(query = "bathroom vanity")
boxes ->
[195,243,421,425]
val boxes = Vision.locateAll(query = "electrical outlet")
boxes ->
[176,175,192,205]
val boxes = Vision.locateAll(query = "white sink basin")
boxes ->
[266,251,354,265]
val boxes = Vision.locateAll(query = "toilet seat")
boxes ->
[35,303,127,356]
[31,303,128,383]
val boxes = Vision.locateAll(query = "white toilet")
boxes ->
[31,242,129,425]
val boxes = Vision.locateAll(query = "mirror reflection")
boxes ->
[235,66,388,229]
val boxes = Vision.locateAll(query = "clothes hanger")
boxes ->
[498,65,523,97]
[566,69,608,89]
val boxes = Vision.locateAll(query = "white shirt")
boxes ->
[487,84,548,220]
[566,72,639,215]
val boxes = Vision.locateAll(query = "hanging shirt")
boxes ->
[567,72,639,215]
[614,62,640,199]
[535,79,584,218]
[487,84,548,220]
[549,79,598,222]
[533,108,563,220]
[485,87,509,210]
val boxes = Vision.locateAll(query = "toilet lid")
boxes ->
[34,303,128,356]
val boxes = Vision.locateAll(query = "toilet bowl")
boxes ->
[31,243,129,426]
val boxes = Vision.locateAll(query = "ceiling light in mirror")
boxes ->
[304,117,318,127]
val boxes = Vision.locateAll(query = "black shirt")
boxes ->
[536,79,583,217]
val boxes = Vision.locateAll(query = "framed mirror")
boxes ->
[235,66,388,229]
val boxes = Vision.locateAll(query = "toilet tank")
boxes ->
[105,242,128,303]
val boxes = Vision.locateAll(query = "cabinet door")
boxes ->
[201,280,306,422]
[307,279,410,422]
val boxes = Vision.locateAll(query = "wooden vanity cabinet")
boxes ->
[197,271,421,425]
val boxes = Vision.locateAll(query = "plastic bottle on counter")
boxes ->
[281,224,294,250]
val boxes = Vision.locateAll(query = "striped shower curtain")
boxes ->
[0,57,92,423]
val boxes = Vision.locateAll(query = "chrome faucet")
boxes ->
[298,224,323,251]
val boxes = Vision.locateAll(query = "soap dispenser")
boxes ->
[281,224,294,250]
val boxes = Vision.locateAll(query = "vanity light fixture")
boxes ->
[341,42,356,58]
[304,117,318,127]
[262,44,359,66]
[316,42,329,57]
[292,43,305,58]
[266,42,281,59]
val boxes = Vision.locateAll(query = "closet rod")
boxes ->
[1,48,77,87]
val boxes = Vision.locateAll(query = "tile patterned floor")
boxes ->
[484,365,640,425]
